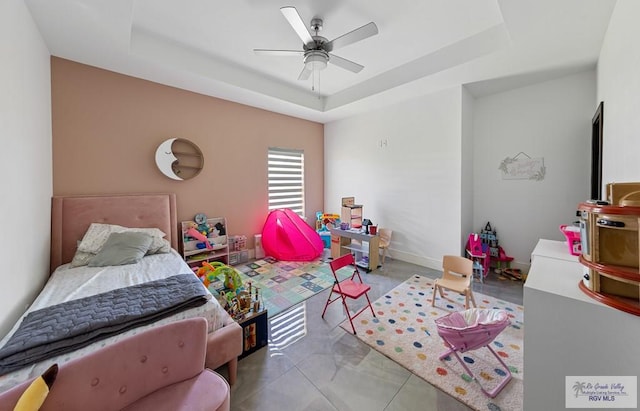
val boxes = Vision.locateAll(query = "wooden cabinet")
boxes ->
[180,217,229,267]
[577,202,640,316]
[341,196,363,229]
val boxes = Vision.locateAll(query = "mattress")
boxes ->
[0,250,227,393]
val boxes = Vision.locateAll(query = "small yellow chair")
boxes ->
[432,255,477,310]
[378,228,393,265]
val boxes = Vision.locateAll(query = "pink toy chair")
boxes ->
[435,309,512,398]
[321,253,376,334]
[494,245,514,274]
[466,233,490,282]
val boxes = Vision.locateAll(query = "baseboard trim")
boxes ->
[384,250,531,274]
[386,250,442,271]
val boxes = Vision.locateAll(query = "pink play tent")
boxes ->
[261,209,324,261]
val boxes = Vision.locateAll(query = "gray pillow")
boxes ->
[88,232,153,267]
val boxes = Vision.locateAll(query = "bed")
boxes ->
[0,193,242,393]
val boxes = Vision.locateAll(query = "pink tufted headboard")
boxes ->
[50,193,178,273]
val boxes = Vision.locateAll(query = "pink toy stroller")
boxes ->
[435,309,512,398]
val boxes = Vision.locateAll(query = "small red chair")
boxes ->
[321,253,376,334]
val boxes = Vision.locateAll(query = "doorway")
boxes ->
[591,101,603,200]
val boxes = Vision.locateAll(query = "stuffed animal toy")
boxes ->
[196,222,210,235]
[13,364,58,411]
[186,227,212,250]
[214,222,226,235]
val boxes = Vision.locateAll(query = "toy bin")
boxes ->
[319,231,331,249]
[560,225,582,256]
[229,235,247,251]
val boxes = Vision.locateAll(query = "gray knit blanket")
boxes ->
[0,273,208,375]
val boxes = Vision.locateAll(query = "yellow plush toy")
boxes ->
[13,364,58,411]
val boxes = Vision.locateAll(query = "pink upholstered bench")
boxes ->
[0,318,230,411]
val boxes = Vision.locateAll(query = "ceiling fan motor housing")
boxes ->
[310,18,323,32]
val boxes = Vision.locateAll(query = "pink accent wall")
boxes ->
[51,57,324,247]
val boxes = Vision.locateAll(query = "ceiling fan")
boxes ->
[254,6,378,80]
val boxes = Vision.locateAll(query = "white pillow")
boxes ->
[153,238,172,254]
[69,250,95,268]
[77,223,169,255]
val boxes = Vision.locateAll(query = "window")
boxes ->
[268,148,305,217]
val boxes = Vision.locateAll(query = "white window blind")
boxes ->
[268,147,305,217]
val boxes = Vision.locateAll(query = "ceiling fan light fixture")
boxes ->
[304,50,328,71]
[257,6,378,82]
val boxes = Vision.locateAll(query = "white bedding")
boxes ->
[0,250,227,393]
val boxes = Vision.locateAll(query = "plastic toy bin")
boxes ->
[560,225,582,256]
[319,232,331,249]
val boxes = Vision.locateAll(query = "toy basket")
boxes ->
[559,225,582,256]
[229,235,247,251]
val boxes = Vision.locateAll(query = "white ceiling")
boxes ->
[25,0,617,123]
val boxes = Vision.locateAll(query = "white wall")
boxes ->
[522,3,640,407]
[472,70,595,268]
[0,0,52,337]
[461,87,474,252]
[598,0,640,185]
[324,87,463,270]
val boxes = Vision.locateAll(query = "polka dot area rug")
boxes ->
[341,274,524,411]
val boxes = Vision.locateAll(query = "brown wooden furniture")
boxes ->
[378,228,393,265]
[432,255,476,310]
[578,201,640,316]
[340,196,363,229]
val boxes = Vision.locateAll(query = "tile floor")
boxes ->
[218,256,524,411]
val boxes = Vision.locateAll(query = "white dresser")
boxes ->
[524,239,640,410]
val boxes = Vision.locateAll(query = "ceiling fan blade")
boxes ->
[254,49,304,56]
[329,54,364,73]
[325,22,378,51]
[280,6,314,46]
[298,66,312,80]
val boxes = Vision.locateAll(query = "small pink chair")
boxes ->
[466,233,490,282]
[0,318,230,411]
[321,253,376,334]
